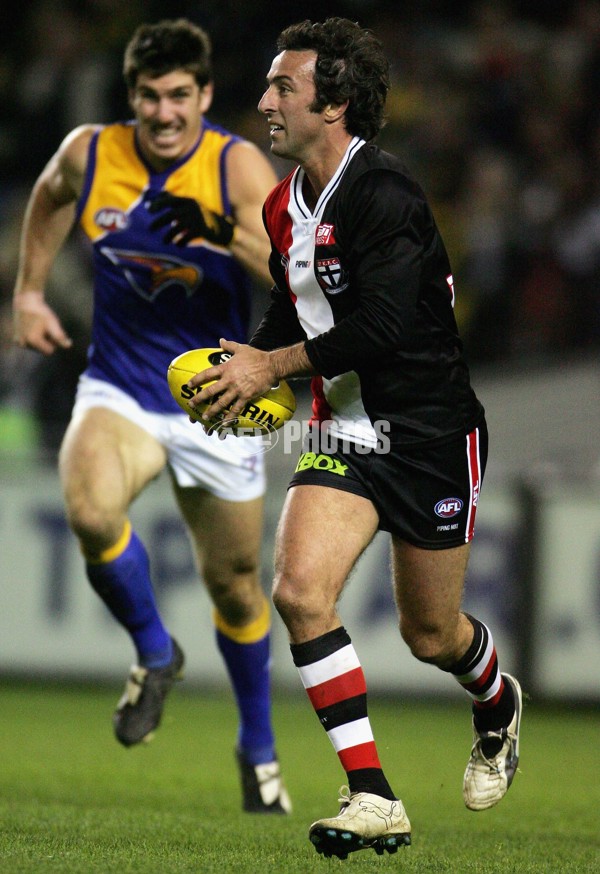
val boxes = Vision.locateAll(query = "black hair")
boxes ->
[123,18,212,89]
[276,17,389,141]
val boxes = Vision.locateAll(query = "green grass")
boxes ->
[0,680,598,873]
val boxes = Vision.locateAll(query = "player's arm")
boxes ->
[221,140,279,286]
[12,125,97,354]
[251,279,307,351]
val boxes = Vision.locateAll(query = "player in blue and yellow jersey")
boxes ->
[12,18,290,814]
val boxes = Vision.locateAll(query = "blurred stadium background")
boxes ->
[1,0,599,704]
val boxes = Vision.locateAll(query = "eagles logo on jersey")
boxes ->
[100,248,203,301]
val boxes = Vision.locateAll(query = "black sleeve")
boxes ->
[304,170,431,378]
[250,284,307,351]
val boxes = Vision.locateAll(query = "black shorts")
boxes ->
[288,421,488,549]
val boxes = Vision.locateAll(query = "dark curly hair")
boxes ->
[276,17,389,142]
[123,18,212,89]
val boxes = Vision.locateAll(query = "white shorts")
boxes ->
[72,375,265,501]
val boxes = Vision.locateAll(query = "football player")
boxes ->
[12,18,290,815]
[186,16,523,857]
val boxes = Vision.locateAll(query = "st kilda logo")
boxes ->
[434,497,464,518]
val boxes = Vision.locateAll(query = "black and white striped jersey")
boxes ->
[252,137,484,448]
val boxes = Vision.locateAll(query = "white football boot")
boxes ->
[309,787,411,859]
[463,673,523,811]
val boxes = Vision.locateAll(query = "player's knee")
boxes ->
[400,619,455,666]
[63,493,122,553]
[203,556,262,624]
[271,574,293,621]
[204,554,258,587]
[272,568,320,627]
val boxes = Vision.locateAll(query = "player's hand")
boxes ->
[187,339,276,422]
[148,192,235,247]
[12,291,72,355]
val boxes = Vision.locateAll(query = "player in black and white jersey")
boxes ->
[186,17,523,859]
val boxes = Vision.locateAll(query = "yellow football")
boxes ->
[167,347,296,435]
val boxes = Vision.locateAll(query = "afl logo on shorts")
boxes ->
[434,498,463,518]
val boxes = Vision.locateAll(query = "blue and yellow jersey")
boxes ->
[76,119,252,412]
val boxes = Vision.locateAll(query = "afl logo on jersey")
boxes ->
[95,208,129,232]
[434,498,464,518]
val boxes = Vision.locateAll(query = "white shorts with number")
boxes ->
[72,375,265,501]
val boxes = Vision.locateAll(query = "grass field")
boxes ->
[0,679,598,873]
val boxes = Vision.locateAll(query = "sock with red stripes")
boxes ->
[290,626,396,800]
[447,613,515,755]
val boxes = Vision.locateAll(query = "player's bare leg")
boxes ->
[391,540,473,667]
[272,485,380,641]
[59,407,184,745]
[59,406,166,553]
[273,485,410,857]
[176,486,291,813]
[392,539,522,810]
